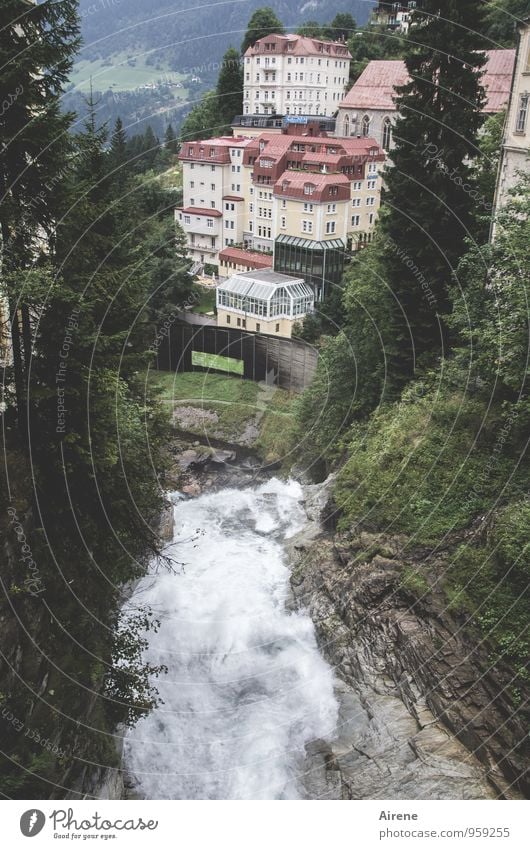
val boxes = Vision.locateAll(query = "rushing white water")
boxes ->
[123,478,339,800]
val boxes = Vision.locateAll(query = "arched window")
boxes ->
[361,114,370,137]
[344,114,350,137]
[382,117,392,151]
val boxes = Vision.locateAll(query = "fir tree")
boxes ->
[109,116,128,184]
[0,0,79,432]
[378,0,488,384]
[164,123,178,156]
[216,47,243,128]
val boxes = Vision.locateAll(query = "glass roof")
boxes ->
[275,235,346,250]
[218,274,313,302]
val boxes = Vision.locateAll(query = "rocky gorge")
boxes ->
[130,421,528,800]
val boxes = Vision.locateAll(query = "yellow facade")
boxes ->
[217,308,298,338]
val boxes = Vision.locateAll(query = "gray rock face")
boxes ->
[289,485,527,800]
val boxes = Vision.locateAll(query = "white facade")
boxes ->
[243,33,351,118]
[176,137,252,264]
[492,18,530,231]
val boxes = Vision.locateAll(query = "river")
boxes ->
[123,478,339,800]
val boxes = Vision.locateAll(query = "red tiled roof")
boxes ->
[219,248,273,269]
[222,195,245,201]
[483,49,516,113]
[340,50,515,114]
[249,132,384,158]
[179,207,222,217]
[274,171,351,202]
[245,32,352,60]
[341,60,410,110]
[178,136,253,163]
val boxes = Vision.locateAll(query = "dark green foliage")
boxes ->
[164,122,179,156]
[179,91,222,142]
[297,21,324,38]
[347,25,407,81]
[469,111,505,242]
[241,7,285,54]
[482,0,530,46]
[449,173,530,406]
[445,499,530,685]
[0,0,80,431]
[216,47,243,128]
[377,0,488,385]
[322,13,358,42]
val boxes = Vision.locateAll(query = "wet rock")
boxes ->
[291,485,528,800]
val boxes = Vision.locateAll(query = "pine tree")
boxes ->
[216,47,243,128]
[0,0,79,432]
[378,0,488,385]
[109,116,128,184]
[164,123,178,156]
[241,7,284,54]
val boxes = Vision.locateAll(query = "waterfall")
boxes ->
[123,478,339,799]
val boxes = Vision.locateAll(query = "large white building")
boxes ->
[177,129,386,270]
[243,33,351,118]
[176,135,254,266]
[492,16,530,229]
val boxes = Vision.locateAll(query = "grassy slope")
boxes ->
[332,384,529,686]
[147,370,298,462]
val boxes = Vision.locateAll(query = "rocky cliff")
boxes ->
[288,480,528,800]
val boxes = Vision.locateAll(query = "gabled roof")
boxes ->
[340,50,516,114]
[245,32,352,60]
[218,269,313,301]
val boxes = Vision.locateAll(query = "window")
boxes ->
[211,201,216,208]
[353,181,362,191]
[343,114,350,136]
[367,179,377,189]
[207,218,214,228]
[190,198,195,205]
[183,215,190,224]
[302,219,313,233]
[236,317,241,327]
[368,163,378,174]
[281,198,287,209]
[326,221,336,234]
[352,198,361,208]
[361,115,371,137]
[366,196,375,206]
[303,202,313,212]
[211,183,215,190]
[226,315,230,324]
[211,165,215,172]
[190,181,195,188]
[351,215,360,226]
[515,93,529,133]
[327,203,336,213]
[369,213,374,225]
[281,216,286,229]
[256,323,260,332]
[275,323,280,333]
[304,183,315,196]
[382,118,392,151]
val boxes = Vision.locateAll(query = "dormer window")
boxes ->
[304,183,315,196]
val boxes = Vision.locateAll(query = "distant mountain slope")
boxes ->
[78,0,376,73]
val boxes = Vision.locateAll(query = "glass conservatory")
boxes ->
[216,270,314,321]
[273,235,346,301]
